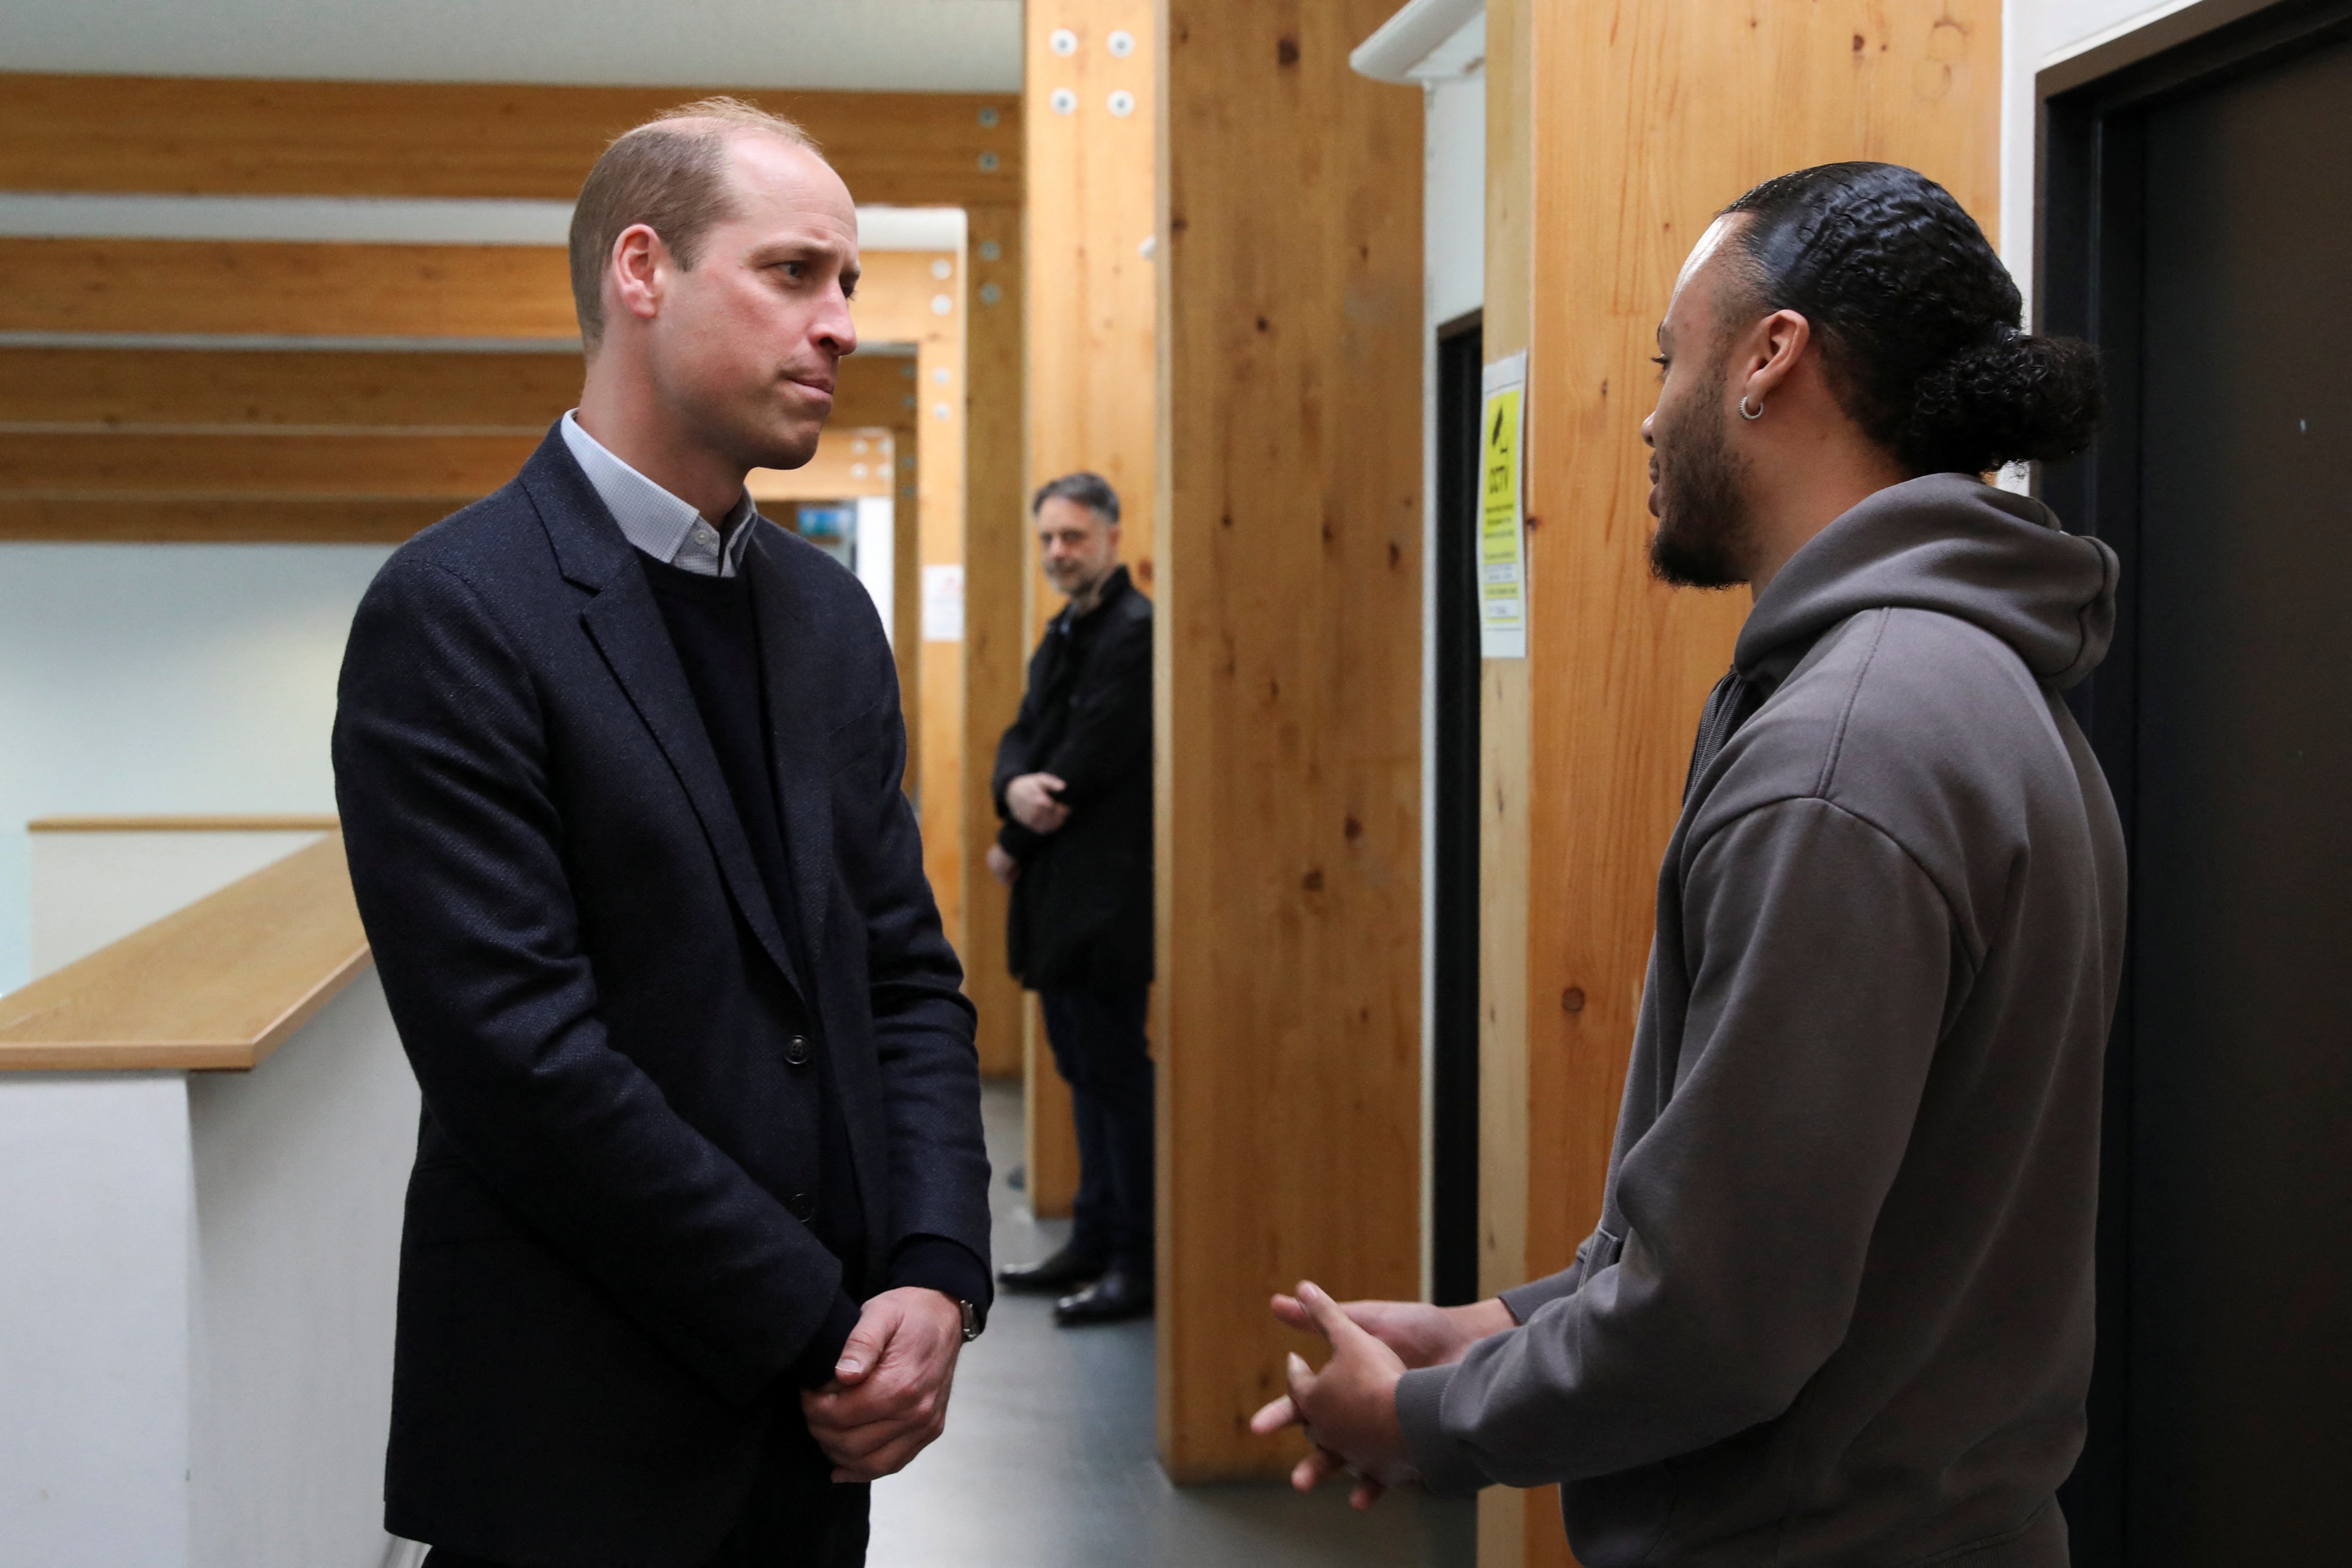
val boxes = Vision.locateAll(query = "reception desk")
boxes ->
[0,820,418,1568]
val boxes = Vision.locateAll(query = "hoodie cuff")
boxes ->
[1397,1364,1490,1498]
[1499,1263,1586,1325]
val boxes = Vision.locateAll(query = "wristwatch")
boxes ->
[958,1299,983,1342]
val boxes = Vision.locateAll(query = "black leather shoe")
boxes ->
[998,1244,1105,1294]
[1053,1267,1154,1325]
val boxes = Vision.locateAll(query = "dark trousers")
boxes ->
[1039,983,1155,1274]
[422,1399,869,1568]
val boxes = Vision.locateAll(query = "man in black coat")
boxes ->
[985,473,1156,1326]
[333,100,990,1568]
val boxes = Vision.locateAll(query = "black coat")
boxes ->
[333,429,989,1568]
[992,565,1153,992]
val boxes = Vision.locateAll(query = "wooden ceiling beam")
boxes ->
[0,237,578,339]
[0,345,915,433]
[0,424,897,541]
[0,346,580,429]
[0,73,1020,207]
[0,238,957,345]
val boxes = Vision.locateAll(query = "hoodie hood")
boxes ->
[1736,473,2119,691]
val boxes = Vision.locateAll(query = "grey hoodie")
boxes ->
[1397,475,2126,1566]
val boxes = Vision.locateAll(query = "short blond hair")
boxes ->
[567,97,818,350]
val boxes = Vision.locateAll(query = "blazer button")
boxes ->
[785,1033,813,1067]
[788,1190,816,1221]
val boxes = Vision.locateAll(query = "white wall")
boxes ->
[29,831,331,978]
[2002,0,2214,305]
[0,979,418,1568]
[188,971,416,1568]
[1426,72,1488,328]
[0,1072,196,1568]
[0,546,388,994]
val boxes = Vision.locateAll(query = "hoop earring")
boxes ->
[1738,395,1764,421]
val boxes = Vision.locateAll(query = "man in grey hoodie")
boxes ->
[1252,164,2121,1566]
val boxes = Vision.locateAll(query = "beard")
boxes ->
[1647,388,1754,589]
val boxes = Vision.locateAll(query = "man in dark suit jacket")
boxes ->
[985,473,1155,1326]
[333,99,990,1568]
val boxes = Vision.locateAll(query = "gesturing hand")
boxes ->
[1006,772,1071,834]
[1269,1291,1513,1371]
[1248,1281,1418,1510]
[801,1288,965,1482]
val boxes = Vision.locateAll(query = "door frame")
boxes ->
[1430,308,1484,1308]
[2036,2,2352,1556]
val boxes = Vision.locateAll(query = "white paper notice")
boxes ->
[1478,351,1530,659]
[921,563,965,643]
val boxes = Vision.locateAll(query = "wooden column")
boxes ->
[1020,0,1161,1219]
[1159,0,1425,1481]
[1479,4,2000,1564]
[1478,2,1539,1557]
[916,327,968,966]
[846,252,973,973]
[962,202,1028,1081]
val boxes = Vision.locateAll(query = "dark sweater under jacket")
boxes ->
[1397,476,2128,1567]
[638,556,985,1385]
[993,564,1154,992]
[333,428,991,1568]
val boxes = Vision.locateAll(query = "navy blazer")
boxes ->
[333,428,989,1566]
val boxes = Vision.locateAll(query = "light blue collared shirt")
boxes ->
[559,410,759,578]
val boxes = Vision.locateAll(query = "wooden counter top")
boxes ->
[0,835,371,1072]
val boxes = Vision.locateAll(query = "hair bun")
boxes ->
[1902,332,2105,475]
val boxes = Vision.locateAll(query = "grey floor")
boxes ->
[867,1083,1476,1568]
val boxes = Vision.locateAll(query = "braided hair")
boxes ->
[1722,163,2103,476]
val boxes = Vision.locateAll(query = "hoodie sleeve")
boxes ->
[1397,796,1960,1494]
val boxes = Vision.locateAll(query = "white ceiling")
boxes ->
[0,0,1022,92]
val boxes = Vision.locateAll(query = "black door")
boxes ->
[1431,314,1483,1307]
[2043,6,2352,1562]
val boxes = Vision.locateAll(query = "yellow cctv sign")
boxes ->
[1479,352,1529,658]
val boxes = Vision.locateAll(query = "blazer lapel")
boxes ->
[745,528,835,980]
[519,430,800,989]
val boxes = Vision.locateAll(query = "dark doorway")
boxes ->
[2041,4,2352,1562]
[1431,312,1483,1307]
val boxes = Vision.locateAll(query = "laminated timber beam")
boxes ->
[0,73,1019,208]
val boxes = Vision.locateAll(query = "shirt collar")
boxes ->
[559,410,758,578]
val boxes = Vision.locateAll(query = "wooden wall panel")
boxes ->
[961,203,1027,1080]
[1159,0,1424,1481]
[892,420,924,804]
[1019,0,1162,1222]
[1020,991,1084,1220]
[1482,4,2001,1564]
[0,238,576,340]
[1025,2,1162,596]
[0,74,1019,208]
[832,355,920,436]
[748,428,896,501]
